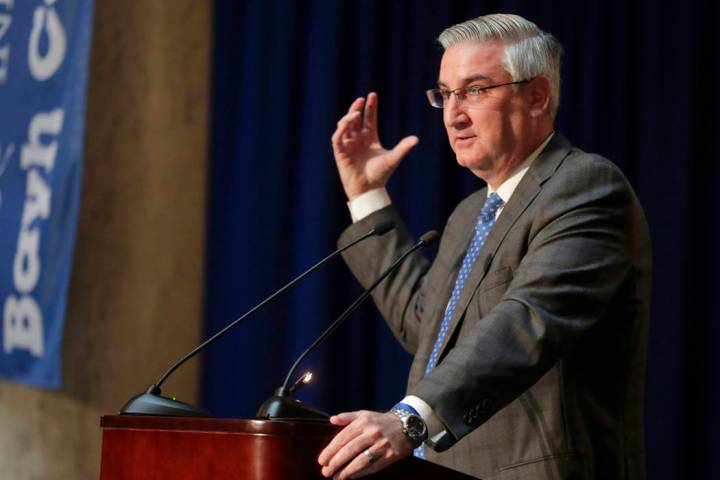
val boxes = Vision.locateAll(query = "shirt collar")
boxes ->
[488,131,555,204]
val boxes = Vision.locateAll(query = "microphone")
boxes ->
[120,218,395,417]
[256,230,440,420]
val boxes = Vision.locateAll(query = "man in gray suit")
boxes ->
[318,14,651,480]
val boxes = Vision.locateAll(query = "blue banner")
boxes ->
[0,0,94,388]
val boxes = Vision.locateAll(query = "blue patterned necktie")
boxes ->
[414,192,504,459]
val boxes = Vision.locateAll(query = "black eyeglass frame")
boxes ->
[426,78,534,109]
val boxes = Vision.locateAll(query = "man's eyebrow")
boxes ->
[437,74,493,88]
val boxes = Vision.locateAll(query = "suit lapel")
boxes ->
[436,133,574,357]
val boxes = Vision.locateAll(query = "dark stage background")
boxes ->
[202,1,719,478]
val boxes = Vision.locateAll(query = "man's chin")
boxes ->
[455,154,488,172]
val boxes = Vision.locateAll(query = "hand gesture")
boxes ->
[332,92,419,200]
[318,410,414,479]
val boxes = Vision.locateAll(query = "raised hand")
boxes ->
[332,92,419,200]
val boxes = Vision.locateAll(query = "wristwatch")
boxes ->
[389,407,428,448]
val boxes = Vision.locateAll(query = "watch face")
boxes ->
[391,408,427,446]
[406,415,426,438]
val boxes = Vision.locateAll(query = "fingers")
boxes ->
[330,445,384,480]
[348,95,365,115]
[336,98,364,134]
[330,94,420,195]
[363,92,378,133]
[332,93,378,152]
[349,97,364,134]
[347,96,366,136]
[318,411,365,465]
[342,451,388,479]
[385,135,420,170]
[330,412,360,426]
[321,430,377,478]
[319,411,411,479]
[331,110,362,152]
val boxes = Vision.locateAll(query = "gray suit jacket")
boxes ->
[339,133,651,480]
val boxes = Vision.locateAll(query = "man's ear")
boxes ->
[527,76,551,118]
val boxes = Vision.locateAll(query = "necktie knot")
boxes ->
[477,193,504,224]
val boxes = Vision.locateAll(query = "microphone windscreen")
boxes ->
[419,230,440,246]
[372,219,396,236]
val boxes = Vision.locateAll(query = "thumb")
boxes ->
[386,135,419,169]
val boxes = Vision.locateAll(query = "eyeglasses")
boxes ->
[426,79,532,109]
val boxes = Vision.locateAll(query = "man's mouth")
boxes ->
[455,135,476,146]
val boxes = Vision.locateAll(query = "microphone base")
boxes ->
[256,393,330,421]
[121,392,213,417]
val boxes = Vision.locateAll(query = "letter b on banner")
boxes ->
[4,295,44,357]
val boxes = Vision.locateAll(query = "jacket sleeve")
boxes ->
[338,205,430,354]
[338,189,485,356]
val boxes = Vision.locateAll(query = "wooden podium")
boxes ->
[100,415,475,479]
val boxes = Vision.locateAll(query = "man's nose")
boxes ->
[445,95,470,128]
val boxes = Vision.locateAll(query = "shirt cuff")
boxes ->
[400,395,446,440]
[347,188,391,222]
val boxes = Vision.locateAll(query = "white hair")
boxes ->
[438,14,564,119]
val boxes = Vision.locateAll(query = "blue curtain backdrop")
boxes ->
[204,1,719,479]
